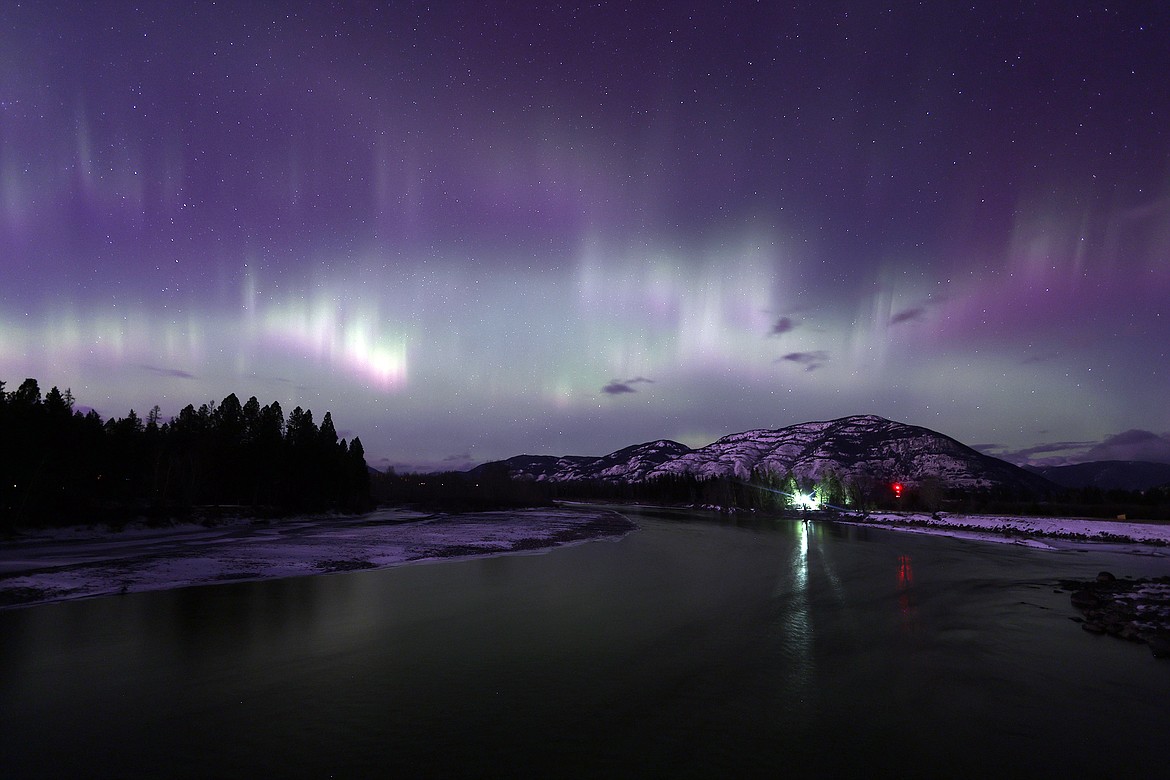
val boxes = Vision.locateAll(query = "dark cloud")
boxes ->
[984,440,1097,465]
[603,382,637,394]
[1015,441,1098,458]
[890,308,924,325]
[990,431,1170,466]
[1084,429,1170,463]
[383,453,477,474]
[769,317,795,336]
[602,377,653,395]
[778,351,829,371]
[138,364,196,379]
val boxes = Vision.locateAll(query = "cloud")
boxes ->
[982,440,1097,465]
[1084,430,1170,463]
[602,376,653,395]
[1015,441,1098,458]
[889,307,925,325]
[382,452,477,474]
[777,351,829,371]
[602,382,637,394]
[990,431,1170,466]
[138,364,196,379]
[768,316,795,336]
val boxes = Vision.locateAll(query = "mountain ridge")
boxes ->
[1025,460,1170,492]
[471,415,1055,495]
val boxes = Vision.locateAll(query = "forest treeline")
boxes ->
[374,462,1170,520]
[373,468,935,514]
[370,467,904,514]
[1,378,371,530]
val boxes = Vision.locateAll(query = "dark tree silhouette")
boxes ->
[0,378,373,531]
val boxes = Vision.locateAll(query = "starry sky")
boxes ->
[3,1,1170,472]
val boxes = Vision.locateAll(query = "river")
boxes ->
[2,507,1169,778]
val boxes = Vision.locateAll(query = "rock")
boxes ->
[1147,633,1170,659]
[1065,575,1170,658]
[1070,590,1101,609]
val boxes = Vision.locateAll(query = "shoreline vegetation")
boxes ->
[373,464,1170,523]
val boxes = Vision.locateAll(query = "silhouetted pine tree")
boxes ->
[0,378,373,529]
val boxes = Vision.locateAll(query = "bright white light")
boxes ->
[793,492,820,510]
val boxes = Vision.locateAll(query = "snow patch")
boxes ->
[841,512,1170,549]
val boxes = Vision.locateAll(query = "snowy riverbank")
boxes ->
[0,507,635,610]
[839,511,1170,551]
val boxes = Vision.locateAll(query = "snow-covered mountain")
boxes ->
[475,415,1054,494]
[472,440,691,483]
[556,440,693,482]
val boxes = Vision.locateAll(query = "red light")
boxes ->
[897,555,912,586]
[892,482,903,498]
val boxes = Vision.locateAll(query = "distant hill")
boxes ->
[1026,460,1170,492]
[468,442,690,483]
[473,415,1054,495]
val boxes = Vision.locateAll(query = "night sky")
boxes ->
[3,2,1169,472]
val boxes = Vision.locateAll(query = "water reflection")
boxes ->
[896,553,918,631]
[798,518,809,581]
[775,519,814,698]
[809,519,845,603]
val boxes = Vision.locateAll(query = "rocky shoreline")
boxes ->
[1057,572,1170,658]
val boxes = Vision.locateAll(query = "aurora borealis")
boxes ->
[2,2,1169,471]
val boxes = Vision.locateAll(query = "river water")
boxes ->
[3,507,1169,778]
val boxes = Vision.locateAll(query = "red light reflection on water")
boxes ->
[897,555,913,587]
[896,554,916,625]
